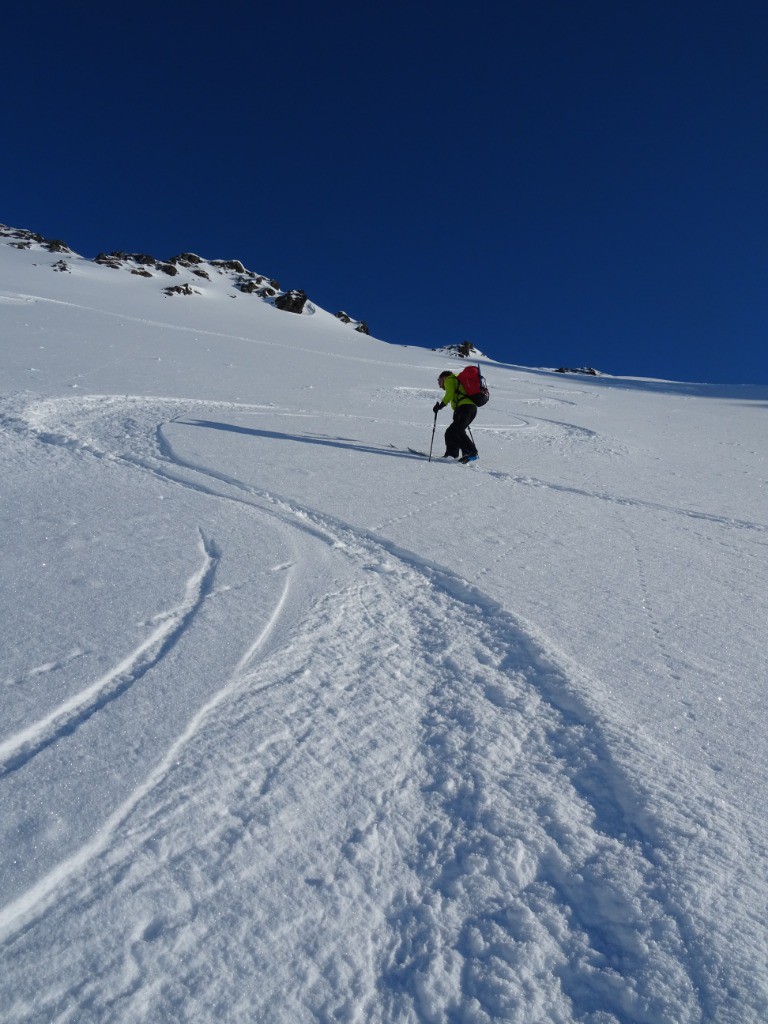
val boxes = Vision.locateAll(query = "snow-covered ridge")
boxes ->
[0,223,370,330]
[432,341,488,360]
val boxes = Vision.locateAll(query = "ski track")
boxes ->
[0,531,218,777]
[2,392,748,1022]
[3,648,89,688]
[3,291,426,375]
[0,530,296,954]
[485,470,767,534]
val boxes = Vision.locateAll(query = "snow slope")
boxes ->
[1,229,766,1023]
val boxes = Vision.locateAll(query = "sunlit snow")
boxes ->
[1,227,766,1023]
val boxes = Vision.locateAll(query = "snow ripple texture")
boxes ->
[0,395,703,1024]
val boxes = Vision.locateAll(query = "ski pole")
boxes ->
[428,409,438,462]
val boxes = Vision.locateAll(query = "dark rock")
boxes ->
[236,277,262,294]
[169,252,204,265]
[5,229,44,244]
[43,239,71,253]
[163,283,200,296]
[211,259,246,274]
[274,289,308,314]
[555,366,600,376]
[95,253,122,268]
[335,311,370,334]
[98,251,162,268]
[431,342,485,359]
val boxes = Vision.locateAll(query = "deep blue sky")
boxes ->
[4,1,768,384]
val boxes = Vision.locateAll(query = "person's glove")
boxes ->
[432,402,442,414]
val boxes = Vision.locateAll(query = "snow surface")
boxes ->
[1,230,767,1023]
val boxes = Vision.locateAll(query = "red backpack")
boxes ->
[457,364,490,406]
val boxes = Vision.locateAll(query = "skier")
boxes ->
[433,370,480,463]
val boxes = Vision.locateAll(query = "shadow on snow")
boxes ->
[179,419,422,459]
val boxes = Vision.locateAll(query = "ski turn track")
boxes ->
[1,395,707,1023]
[0,531,218,777]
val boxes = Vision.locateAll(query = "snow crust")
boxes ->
[1,231,767,1023]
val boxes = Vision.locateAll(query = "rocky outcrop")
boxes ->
[0,226,72,253]
[87,248,296,303]
[235,272,278,296]
[163,283,200,297]
[334,311,370,334]
[555,366,601,376]
[432,341,486,359]
[237,279,261,294]
[94,252,178,275]
[275,289,308,314]
[169,253,204,266]
[210,259,246,274]
[94,253,122,269]
[1,223,366,327]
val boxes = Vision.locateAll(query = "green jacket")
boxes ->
[439,373,475,410]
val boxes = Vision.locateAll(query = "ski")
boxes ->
[389,445,477,463]
[388,444,430,458]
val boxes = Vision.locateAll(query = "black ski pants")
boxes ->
[444,403,478,458]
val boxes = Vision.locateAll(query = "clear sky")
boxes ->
[4,1,767,384]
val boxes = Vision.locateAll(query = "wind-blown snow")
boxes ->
[1,230,766,1023]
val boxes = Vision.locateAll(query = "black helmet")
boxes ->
[438,370,451,385]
